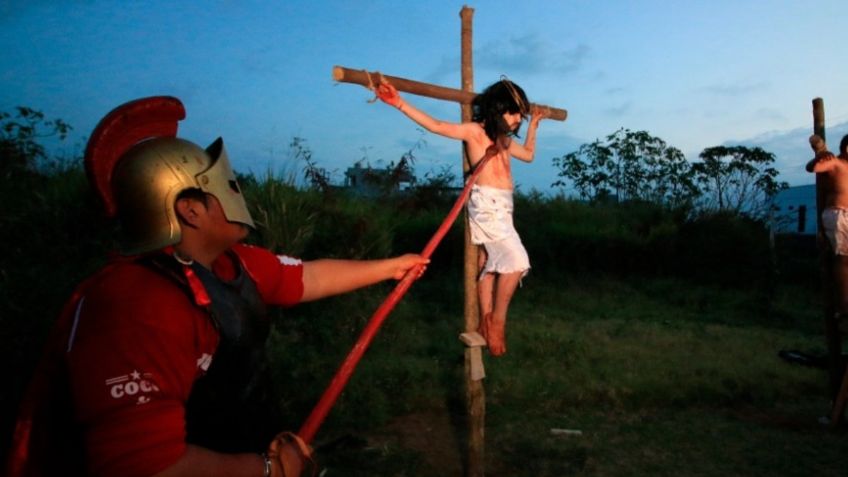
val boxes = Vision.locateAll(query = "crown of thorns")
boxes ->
[500,75,529,116]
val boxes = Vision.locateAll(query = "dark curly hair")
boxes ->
[472,79,529,143]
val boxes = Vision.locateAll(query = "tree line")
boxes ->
[552,128,787,220]
[2,108,789,223]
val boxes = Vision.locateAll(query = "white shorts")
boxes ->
[822,207,848,255]
[467,185,530,277]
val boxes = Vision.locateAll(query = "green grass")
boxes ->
[4,165,845,475]
[287,276,847,476]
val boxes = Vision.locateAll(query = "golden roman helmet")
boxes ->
[111,136,255,254]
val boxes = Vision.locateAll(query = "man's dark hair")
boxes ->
[176,187,209,204]
[472,79,529,142]
[174,188,209,226]
[840,134,848,157]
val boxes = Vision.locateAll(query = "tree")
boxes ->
[690,145,788,220]
[552,137,613,201]
[290,136,332,192]
[1,107,72,178]
[553,128,698,207]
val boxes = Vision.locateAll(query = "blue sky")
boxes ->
[2,0,847,190]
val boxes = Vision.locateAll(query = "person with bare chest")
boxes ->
[375,78,550,356]
[808,134,848,316]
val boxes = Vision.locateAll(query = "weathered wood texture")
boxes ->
[460,7,486,477]
[332,65,568,122]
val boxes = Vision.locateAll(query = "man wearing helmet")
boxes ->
[7,97,427,477]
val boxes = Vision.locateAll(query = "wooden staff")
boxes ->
[332,65,568,122]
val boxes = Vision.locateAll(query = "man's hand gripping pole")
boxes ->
[297,146,499,444]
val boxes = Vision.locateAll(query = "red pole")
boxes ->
[298,149,496,444]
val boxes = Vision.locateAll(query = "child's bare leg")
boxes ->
[478,273,494,342]
[477,247,494,341]
[835,256,848,403]
[487,270,522,356]
[836,256,848,315]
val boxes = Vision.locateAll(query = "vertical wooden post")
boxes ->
[460,5,485,477]
[813,98,843,401]
[813,98,826,140]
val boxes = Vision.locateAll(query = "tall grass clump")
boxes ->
[1,158,118,455]
[243,169,319,257]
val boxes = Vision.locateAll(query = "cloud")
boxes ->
[428,35,590,81]
[754,107,786,122]
[479,36,590,76]
[239,48,282,76]
[723,120,848,186]
[603,101,632,117]
[604,86,627,95]
[700,80,770,97]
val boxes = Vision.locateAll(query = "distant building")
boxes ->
[771,184,816,235]
[343,162,416,197]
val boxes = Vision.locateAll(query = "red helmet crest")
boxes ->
[84,96,186,217]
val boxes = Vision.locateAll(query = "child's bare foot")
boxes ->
[488,317,506,356]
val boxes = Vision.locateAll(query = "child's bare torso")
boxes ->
[823,157,848,209]
[465,123,514,191]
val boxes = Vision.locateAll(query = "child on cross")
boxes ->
[808,134,848,318]
[375,77,549,356]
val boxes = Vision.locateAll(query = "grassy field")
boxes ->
[276,274,847,476]
[2,165,845,475]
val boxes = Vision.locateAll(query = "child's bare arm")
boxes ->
[509,106,549,162]
[809,136,839,173]
[807,134,836,173]
[811,153,843,173]
[376,80,476,142]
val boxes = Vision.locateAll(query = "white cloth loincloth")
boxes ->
[822,207,848,256]
[467,185,530,277]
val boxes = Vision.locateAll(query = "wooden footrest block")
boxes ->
[460,331,487,347]
[460,332,486,381]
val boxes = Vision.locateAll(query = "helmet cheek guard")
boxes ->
[85,97,254,255]
[200,138,254,229]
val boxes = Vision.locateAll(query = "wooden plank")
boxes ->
[813,97,826,142]
[332,65,568,122]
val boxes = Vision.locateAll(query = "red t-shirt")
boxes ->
[64,244,303,477]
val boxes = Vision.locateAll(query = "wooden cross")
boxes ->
[332,66,568,122]
[332,7,567,475]
[811,98,848,426]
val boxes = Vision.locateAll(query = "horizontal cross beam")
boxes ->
[332,66,568,122]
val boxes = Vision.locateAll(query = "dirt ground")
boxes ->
[368,405,465,475]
